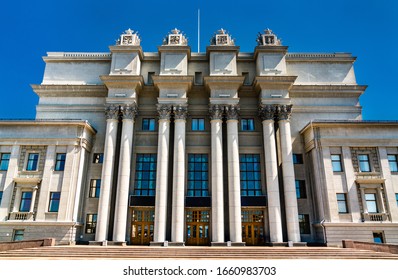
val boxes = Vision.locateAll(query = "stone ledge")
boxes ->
[0,238,55,252]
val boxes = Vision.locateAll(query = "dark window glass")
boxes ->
[337,193,348,213]
[142,118,156,131]
[0,153,11,171]
[13,229,24,241]
[0,191,3,205]
[358,154,371,172]
[295,180,307,199]
[147,72,155,85]
[396,193,398,206]
[191,118,205,131]
[48,192,61,212]
[241,119,255,131]
[331,154,343,172]
[373,232,384,243]
[194,72,203,85]
[240,154,262,196]
[134,154,157,196]
[187,154,209,197]
[19,191,32,212]
[89,179,101,198]
[26,153,39,171]
[298,214,310,234]
[365,193,378,213]
[242,72,250,85]
[293,154,303,164]
[93,153,104,164]
[388,155,398,172]
[54,153,66,171]
[85,214,97,234]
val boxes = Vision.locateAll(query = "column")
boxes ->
[277,104,300,242]
[153,104,172,243]
[95,104,119,242]
[259,104,283,243]
[209,105,224,243]
[225,104,242,243]
[113,104,137,242]
[30,186,39,213]
[171,105,187,243]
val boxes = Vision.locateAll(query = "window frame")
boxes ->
[358,154,371,172]
[365,193,378,213]
[0,191,3,206]
[191,118,205,131]
[0,153,11,171]
[240,118,255,131]
[331,154,343,172]
[13,229,24,241]
[147,72,155,85]
[240,154,262,196]
[134,154,157,196]
[89,179,101,198]
[298,214,310,234]
[187,154,209,197]
[194,72,203,85]
[336,193,348,213]
[48,192,61,212]
[293,154,304,164]
[25,152,40,171]
[54,153,66,171]
[85,214,97,234]
[19,191,33,212]
[295,180,307,199]
[142,118,156,131]
[388,154,398,172]
[396,193,398,206]
[93,153,104,164]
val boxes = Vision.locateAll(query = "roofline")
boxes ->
[300,120,398,134]
[0,119,97,134]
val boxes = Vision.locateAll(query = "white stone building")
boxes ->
[1,28,398,246]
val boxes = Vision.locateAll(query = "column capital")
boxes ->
[276,104,292,121]
[157,104,172,120]
[120,104,137,120]
[173,104,188,120]
[258,104,277,121]
[209,104,224,120]
[225,104,240,120]
[105,104,119,120]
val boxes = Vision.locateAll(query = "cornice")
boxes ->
[0,120,97,135]
[43,52,111,62]
[254,75,297,91]
[290,84,367,98]
[157,45,191,58]
[109,45,144,60]
[152,75,194,91]
[204,75,245,90]
[253,45,288,60]
[31,84,107,98]
[100,75,144,89]
[286,52,356,63]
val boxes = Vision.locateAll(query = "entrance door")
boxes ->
[242,209,265,246]
[186,209,210,246]
[131,208,154,245]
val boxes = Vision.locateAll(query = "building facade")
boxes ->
[1,28,398,246]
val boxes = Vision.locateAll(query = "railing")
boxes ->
[362,212,389,222]
[8,212,34,221]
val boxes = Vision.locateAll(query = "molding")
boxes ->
[100,75,144,89]
[253,45,288,59]
[0,221,82,226]
[290,84,367,98]
[109,45,143,60]
[0,120,96,135]
[286,52,356,62]
[31,84,107,98]
[254,75,297,91]
[152,75,194,91]
[204,75,245,91]
[43,52,111,62]
[13,177,42,184]
[157,45,191,58]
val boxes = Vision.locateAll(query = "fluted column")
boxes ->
[171,105,188,243]
[209,104,224,243]
[113,104,137,242]
[153,104,172,243]
[225,104,242,243]
[277,104,300,242]
[96,105,119,242]
[259,104,283,243]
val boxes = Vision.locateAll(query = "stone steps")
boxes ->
[1,246,397,259]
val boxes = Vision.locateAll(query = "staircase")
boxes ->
[1,245,397,259]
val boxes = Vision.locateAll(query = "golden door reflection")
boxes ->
[131,208,154,245]
[186,209,210,246]
[242,209,265,246]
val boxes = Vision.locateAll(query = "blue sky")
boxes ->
[0,0,397,120]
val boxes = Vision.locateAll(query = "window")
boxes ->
[365,193,378,213]
[373,232,384,243]
[19,191,32,212]
[26,153,39,171]
[242,72,250,85]
[298,214,310,234]
[0,153,11,171]
[93,153,104,164]
[0,191,3,205]
[240,154,262,196]
[187,154,209,197]
[147,72,155,85]
[194,72,203,85]
[396,193,398,206]
[358,154,371,172]
[13,229,24,241]
[337,193,348,213]
[54,153,66,171]
[331,154,343,172]
[293,154,303,164]
[142,118,156,131]
[241,118,255,131]
[388,155,398,172]
[85,214,97,234]
[295,180,307,199]
[134,154,157,196]
[89,179,101,198]
[191,118,205,131]
[48,192,61,212]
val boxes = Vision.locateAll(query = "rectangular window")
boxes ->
[0,153,11,171]
[147,72,155,85]
[19,191,33,212]
[396,193,398,206]
[48,192,61,212]
[134,154,157,196]
[191,118,205,131]
[54,153,66,171]
[331,154,343,172]
[194,72,203,85]
[26,153,39,171]
[13,229,24,241]
[93,153,104,164]
[365,193,378,213]
[85,214,97,234]
[293,154,303,164]
[337,193,348,213]
[242,72,250,85]
[373,232,384,243]
[358,154,371,172]
[89,179,101,198]
[142,118,156,131]
[295,180,307,199]
[240,154,262,196]
[187,154,209,197]
[388,155,398,172]
[298,214,310,234]
[241,118,255,131]
[0,191,3,205]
